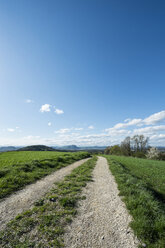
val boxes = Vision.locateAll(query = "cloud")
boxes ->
[124,118,131,122]
[48,122,52,126]
[7,128,15,132]
[103,110,165,146]
[133,125,165,135]
[54,127,83,134]
[55,109,64,115]
[143,110,165,125]
[55,128,70,134]
[88,125,94,129]
[150,134,165,140]
[112,119,142,130]
[24,135,40,140]
[2,110,165,147]
[40,104,51,113]
[109,110,165,131]
[105,128,131,136]
[26,99,33,103]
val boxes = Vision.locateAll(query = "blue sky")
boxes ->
[0,0,165,146]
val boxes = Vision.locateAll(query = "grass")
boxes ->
[105,155,165,248]
[0,151,90,199]
[0,156,97,248]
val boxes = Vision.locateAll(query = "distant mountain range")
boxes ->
[0,145,107,152]
[53,145,107,151]
[1,145,164,152]
[0,146,18,152]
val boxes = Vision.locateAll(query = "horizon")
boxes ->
[0,0,165,147]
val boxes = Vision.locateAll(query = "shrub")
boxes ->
[146,147,160,160]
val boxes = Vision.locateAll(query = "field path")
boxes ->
[0,158,89,231]
[64,156,139,248]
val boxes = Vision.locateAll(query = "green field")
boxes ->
[0,151,90,199]
[105,155,165,248]
[0,156,97,248]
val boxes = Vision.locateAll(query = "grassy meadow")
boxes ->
[0,151,90,199]
[105,155,165,248]
[0,156,97,248]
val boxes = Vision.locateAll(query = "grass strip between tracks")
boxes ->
[0,156,97,248]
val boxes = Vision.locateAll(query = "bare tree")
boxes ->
[132,135,149,152]
[139,135,149,152]
[121,136,131,156]
[132,135,140,151]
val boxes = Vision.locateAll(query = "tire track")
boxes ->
[0,158,89,231]
[64,156,139,248]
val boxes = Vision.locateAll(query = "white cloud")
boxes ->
[143,110,165,125]
[54,127,83,134]
[105,128,131,136]
[112,119,142,129]
[40,104,51,113]
[7,128,15,132]
[48,122,52,126]
[133,125,165,135]
[88,125,94,129]
[55,109,64,115]
[24,135,40,140]
[124,118,131,122]
[55,128,70,134]
[26,99,33,103]
[2,110,165,147]
[150,134,165,140]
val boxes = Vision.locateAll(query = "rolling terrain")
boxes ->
[0,151,165,247]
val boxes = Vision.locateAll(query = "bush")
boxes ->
[133,151,146,158]
[158,152,165,161]
[146,147,160,160]
[104,145,122,155]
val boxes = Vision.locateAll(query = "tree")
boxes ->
[121,136,131,156]
[139,135,149,152]
[132,135,149,152]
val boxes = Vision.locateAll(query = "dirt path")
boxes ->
[0,158,89,231]
[64,156,139,248]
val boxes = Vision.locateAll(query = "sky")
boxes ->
[0,0,165,147]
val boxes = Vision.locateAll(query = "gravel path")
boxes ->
[64,156,139,248]
[0,158,89,231]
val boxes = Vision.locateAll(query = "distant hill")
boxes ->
[53,145,107,151]
[54,145,80,151]
[18,145,56,151]
[0,146,18,152]
[80,146,107,150]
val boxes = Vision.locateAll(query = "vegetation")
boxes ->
[146,147,160,160]
[104,145,121,155]
[0,151,90,199]
[105,155,165,247]
[18,145,56,151]
[105,135,149,158]
[0,156,97,248]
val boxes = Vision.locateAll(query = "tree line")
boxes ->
[105,135,149,158]
[105,135,165,160]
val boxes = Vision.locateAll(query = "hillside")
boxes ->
[18,145,55,151]
[0,146,17,152]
